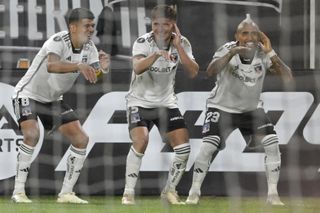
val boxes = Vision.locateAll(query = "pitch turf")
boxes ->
[1,196,320,213]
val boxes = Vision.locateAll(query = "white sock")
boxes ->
[124,146,144,195]
[13,143,34,195]
[164,143,190,192]
[59,145,86,195]
[189,136,220,195]
[262,134,281,196]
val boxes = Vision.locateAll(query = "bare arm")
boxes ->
[206,46,250,77]
[46,53,97,83]
[98,50,111,72]
[269,55,293,82]
[259,31,293,82]
[132,52,162,75]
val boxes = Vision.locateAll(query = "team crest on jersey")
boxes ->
[254,64,263,74]
[171,53,178,63]
[82,55,88,63]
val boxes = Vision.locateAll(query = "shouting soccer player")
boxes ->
[186,14,292,205]
[122,5,199,205]
[11,8,110,203]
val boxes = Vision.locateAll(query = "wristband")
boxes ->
[266,49,277,59]
[102,67,110,74]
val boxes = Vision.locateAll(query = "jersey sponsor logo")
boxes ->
[231,69,257,84]
[55,91,315,173]
[149,66,172,73]
[0,83,44,180]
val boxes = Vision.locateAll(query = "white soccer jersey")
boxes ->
[126,32,195,108]
[206,41,273,113]
[13,31,99,103]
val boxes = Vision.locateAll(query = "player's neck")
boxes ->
[155,38,171,50]
[71,40,82,49]
[70,35,83,53]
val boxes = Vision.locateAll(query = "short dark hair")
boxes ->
[67,8,95,24]
[151,5,176,21]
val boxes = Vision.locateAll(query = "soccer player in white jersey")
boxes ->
[186,14,292,205]
[122,5,199,205]
[11,8,110,204]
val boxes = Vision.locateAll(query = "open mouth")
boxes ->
[245,42,256,48]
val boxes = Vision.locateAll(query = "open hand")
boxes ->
[258,31,272,53]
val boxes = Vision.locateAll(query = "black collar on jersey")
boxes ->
[239,55,254,64]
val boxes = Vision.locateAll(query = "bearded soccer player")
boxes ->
[122,5,199,205]
[186,14,292,205]
[11,8,110,203]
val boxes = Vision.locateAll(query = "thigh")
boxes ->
[127,106,153,131]
[239,108,276,137]
[58,120,88,148]
[166,128,189,147]
[154,108,187,135]
[47,100,79,132]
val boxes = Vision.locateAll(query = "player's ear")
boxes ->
[234,33,238,41]
[69,23,76,33]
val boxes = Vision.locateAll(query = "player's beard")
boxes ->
[79,33,91,45]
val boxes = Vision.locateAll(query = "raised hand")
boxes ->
[258,31,272,53]
[172,23,182,48]
[98,50,111,71]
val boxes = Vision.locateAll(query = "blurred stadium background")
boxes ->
[1,0,320,203]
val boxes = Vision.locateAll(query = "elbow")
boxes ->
[133,64,143,75]
[188,66,199,79]
[46,63,55,73]
[206,68,215,77]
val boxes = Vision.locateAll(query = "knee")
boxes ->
[131,136,149,153]
[23,128,40,146]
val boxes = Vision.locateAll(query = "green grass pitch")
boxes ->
[1,196,320,213]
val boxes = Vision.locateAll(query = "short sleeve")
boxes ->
[132,37,149,57]
[181,36,195,60]
[212,44,229,62]
[45,35,64,56]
